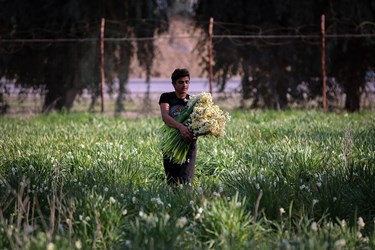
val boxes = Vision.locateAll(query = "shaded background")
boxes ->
[1,0,375,115]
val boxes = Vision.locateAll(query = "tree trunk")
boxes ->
[42,75,78,112]
[43,85,64,112]
[143,65,152,112]
[115,69,129,114]
[64,88,79,110]
[344,84,361,112]
[115,77,126,114]
[241,61,252,100]
[0,92,10,114]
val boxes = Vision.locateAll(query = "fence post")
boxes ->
[209,17,214,96]
[100,18,105,113]
[321,14,327,112]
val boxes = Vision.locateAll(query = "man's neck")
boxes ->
[175,92,187,99]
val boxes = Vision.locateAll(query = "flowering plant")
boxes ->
[159,92,230,164]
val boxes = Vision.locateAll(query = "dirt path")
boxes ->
[129,16,205,79]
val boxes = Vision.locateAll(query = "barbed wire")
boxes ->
[1,18,374,45]
[1,33,374,44]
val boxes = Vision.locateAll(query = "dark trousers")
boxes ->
[163,142,197,185]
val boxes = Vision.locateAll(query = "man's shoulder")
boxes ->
[159,92,175,104]
[160,92,175,97]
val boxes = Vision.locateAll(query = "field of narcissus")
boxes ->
[0,110,374,249]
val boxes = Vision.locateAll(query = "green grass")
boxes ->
[0,110,374,249]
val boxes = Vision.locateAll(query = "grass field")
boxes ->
[0,110,375,249]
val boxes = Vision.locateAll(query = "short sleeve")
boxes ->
[159,92,170,104]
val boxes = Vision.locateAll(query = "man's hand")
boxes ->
[178,125,194,142]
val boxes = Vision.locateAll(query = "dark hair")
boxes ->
[171,68,190,83]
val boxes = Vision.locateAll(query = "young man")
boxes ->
[158,68,197,185]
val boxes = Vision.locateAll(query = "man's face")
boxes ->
[173,76,190,95]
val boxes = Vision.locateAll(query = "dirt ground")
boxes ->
[129,16,205,79]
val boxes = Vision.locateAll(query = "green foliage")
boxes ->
[0,110,374,249]
[193,0,375,111]
[193,193,265,249]
[0,0,169,111]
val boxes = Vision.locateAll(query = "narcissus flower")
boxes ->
[159,92,230,164]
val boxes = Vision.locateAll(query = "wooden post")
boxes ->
[321,14,327,112]
[209,17,214,96]
[100,18,105,113]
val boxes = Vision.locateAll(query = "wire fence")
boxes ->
[2,77,374,116]
[1,77,244,116]
[1,18,375,115]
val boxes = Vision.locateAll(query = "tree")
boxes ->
[0,0,169,112]
[193,0,324,109]
[193,0,375,111]
[327,0,375,112]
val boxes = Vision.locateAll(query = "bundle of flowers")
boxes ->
[159,92,230,164]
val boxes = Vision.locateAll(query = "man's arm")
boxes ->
[160,103,193,141]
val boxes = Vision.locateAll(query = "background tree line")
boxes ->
[194,0,375,112]
[1,0,374,113]
[0,0,170,113]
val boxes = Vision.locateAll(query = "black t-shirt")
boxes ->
[159,92,191,118]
